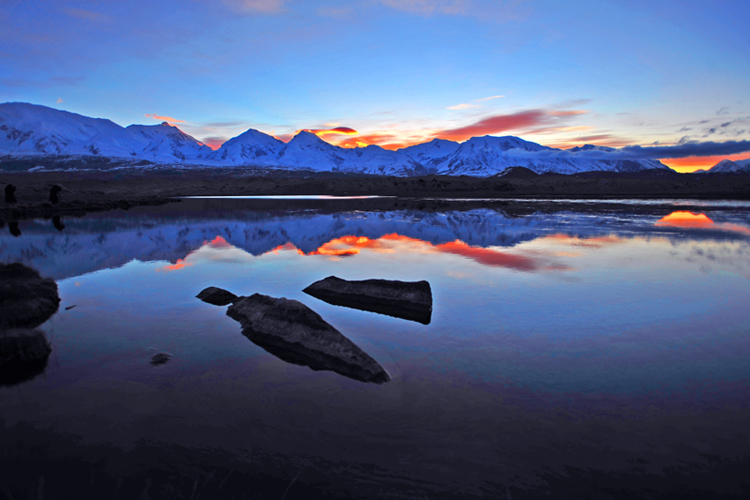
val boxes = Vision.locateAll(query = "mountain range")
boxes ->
[1,102,746,176]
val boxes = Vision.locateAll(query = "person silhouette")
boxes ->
[49,185,62,204]
[4,184,17,205]
[52,215,66,231]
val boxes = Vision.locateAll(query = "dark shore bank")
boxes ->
[2,168,749,221]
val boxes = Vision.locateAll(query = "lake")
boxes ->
[1,197,749,499]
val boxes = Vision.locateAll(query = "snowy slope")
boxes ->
[400,139,461,170]
[0,102,147,158]
[127,122,213,162]
[708,158,750,173]
[346,144,426,175]
[208,128,285,166]
[434,137,669,175]
[275,131,352,171]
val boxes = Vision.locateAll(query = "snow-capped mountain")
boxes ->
[707,158,750,173]
[0,102,148,158]
[209,127,285,165]
[400,139,461,170]
[346,144,425,175]
[127,122,213,162]
[1,102,678,176]
[275,131,351,171]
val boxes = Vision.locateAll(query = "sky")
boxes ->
[1,0,749,172]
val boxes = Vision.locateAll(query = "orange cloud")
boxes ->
[305,127,358,137]
[660,153,750,173]
[436,109,586,142]
[145,114,186,124]
[331,132,423,150]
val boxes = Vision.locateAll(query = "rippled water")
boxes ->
[1,198,749,498]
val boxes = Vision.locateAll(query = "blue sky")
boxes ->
[1,0,749,170]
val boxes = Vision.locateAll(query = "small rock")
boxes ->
[196,287,238,306]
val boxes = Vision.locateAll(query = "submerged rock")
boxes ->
[0,263,61,329]
[150,352,172,366]
[196,287,238,306]
[303,276,432,325]
[211,291,390,384]
[0,329,52,387]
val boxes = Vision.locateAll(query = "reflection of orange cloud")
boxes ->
[158,258,192,272]
[655,211,750,235]
[656,211,714,228]
[207,235,232,248]
[145,113,186,124]
[271,233,563,272]
[434,240,539,271]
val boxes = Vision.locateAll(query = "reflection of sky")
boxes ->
[3,206,750,493]
[133,221,750,400]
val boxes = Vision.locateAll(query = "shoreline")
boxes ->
[2,169,750,221]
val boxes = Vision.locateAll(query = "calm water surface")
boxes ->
[1,198,749,498]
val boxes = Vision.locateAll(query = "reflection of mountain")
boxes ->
[1,206,749,280]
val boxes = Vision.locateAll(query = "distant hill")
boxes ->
[1,102,675,176]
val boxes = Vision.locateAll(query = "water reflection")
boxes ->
[2,202,749,280]
[656,210,750,235]
[2,200,750,497]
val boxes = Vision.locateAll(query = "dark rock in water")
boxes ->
[150,352,172,366]
[0,329,52,387]
[226,293,390,384]
[0,263,61,329]
[303,276,433,325]
[196,287,238,306]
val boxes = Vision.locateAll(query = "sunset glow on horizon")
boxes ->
[4,1,748,172]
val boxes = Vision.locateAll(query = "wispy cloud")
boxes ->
[380,0,470,16]
[65,8,110,23]
[447,103,480,110]
[476,95,504,102]
[145,114,185,124]
[447,94,504,110]
[221,0,287,14]
[56,97,63,104]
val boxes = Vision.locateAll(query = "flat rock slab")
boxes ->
[224,292,390,384]
[0,263,60,329]
[0,328,52,387]
[196,287,238,306]
[303,276,432,325]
